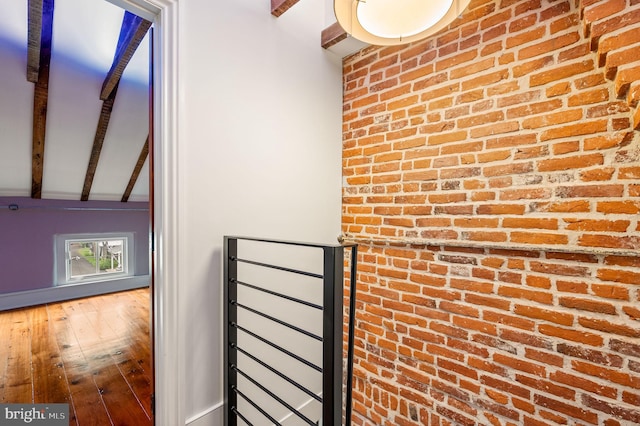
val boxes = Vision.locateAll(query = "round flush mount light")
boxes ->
[335,0,472,46]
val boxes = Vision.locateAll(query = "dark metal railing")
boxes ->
[224,236,357,426]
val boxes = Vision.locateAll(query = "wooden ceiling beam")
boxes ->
[27,0,43,83]
[30,0,53,199]
[81,83,119,201]
[271,0,300,17]
[100,12,151,100]
[84,12,151,201]
[321,22,348,49]
[121,136,149,202]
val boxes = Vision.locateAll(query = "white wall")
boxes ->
[176,0,343,424]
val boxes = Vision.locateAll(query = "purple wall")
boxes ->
[0,197,150,294]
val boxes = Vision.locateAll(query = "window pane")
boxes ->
[69,241,94,278]
[67,238,127,280]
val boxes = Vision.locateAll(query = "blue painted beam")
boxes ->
[100,11,152,100]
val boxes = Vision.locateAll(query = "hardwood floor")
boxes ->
[0,288,153,425]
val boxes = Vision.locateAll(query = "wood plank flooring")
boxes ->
[0,288,153,425]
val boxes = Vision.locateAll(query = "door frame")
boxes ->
[106,0,182,424]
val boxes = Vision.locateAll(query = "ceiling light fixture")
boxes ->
[334,0,472,46]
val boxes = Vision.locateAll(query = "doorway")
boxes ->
[106,0,181,424]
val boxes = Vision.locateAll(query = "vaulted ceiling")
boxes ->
[0,0,151,202]
[0,0,366,203]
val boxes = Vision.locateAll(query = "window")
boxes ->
[55,233,134,285]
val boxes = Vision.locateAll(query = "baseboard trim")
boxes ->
[197,395,321,426]
[185,401,224,426]
[280,395,322,425]
[0,275,150,310]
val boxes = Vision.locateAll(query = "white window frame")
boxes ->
[55,232,135,286]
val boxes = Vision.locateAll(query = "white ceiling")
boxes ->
[0,0,150,202]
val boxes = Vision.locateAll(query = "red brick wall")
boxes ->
[341,0,640,424]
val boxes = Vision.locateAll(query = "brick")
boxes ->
[584,134,624,151]
[579,317,640,338]
[534,395,598,424]
[525,347,564,367]
[558,343,623,368]
[551,370,617,399]
[509,99,563,120]
[559,42,592,62]
[564,219,630,232]
[559,297,617,315]
[584,0,627,23]
[458,111,505,129]
[530,60,595,87]
[624,306,640,321]
[454,218,500,228]
[568,87,609,106]
[557,184,624,198]
[538,324,603,345]
[477,204,526,215]
[483,162,533,176]
[453,316,498,335]
[489,176,513,188]
[428,192,467,204]
[579,234,640,250]
[540,119,608,141]
[598,268,640,284]
[592,283,629,301]
[551,11,580,34]
[463,231,508,242]
[498,285,553,304]
[531,200,590,212]
[583,394,640,423]
[435,50,478,72]
[526,275,551,288]
[605,46,640,76]
[506,26,547,49]
[541,0,571,19]
[580,167,616,181]
[500,327,553,348]
[503,217,558,230]
[610,339,640,358]
[529,261,589,277]
[480,375,530,399]
[467,293,512,312]
[510,231,568,245]
[519,31,581,60]
[552,140,579,155]
[574,359,640,388]
[510,14,537,33]
[499,90,542,109]
[461,69,510,92]
[471,191,496,202]
[428,131,468,145]
[605,255,640,268]
[517,375,576,399]
[514,304,574,325]
[556,280,589,294]
[451,58,495,80]
[538,153,604,171]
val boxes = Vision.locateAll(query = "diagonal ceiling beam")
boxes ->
[271,0,300,17]
[81,83,119,201]
[84,12,150,201]
[27,0,43,82]
[30,0,54,199]
[100,12,152,100]
[121,136,149,202]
